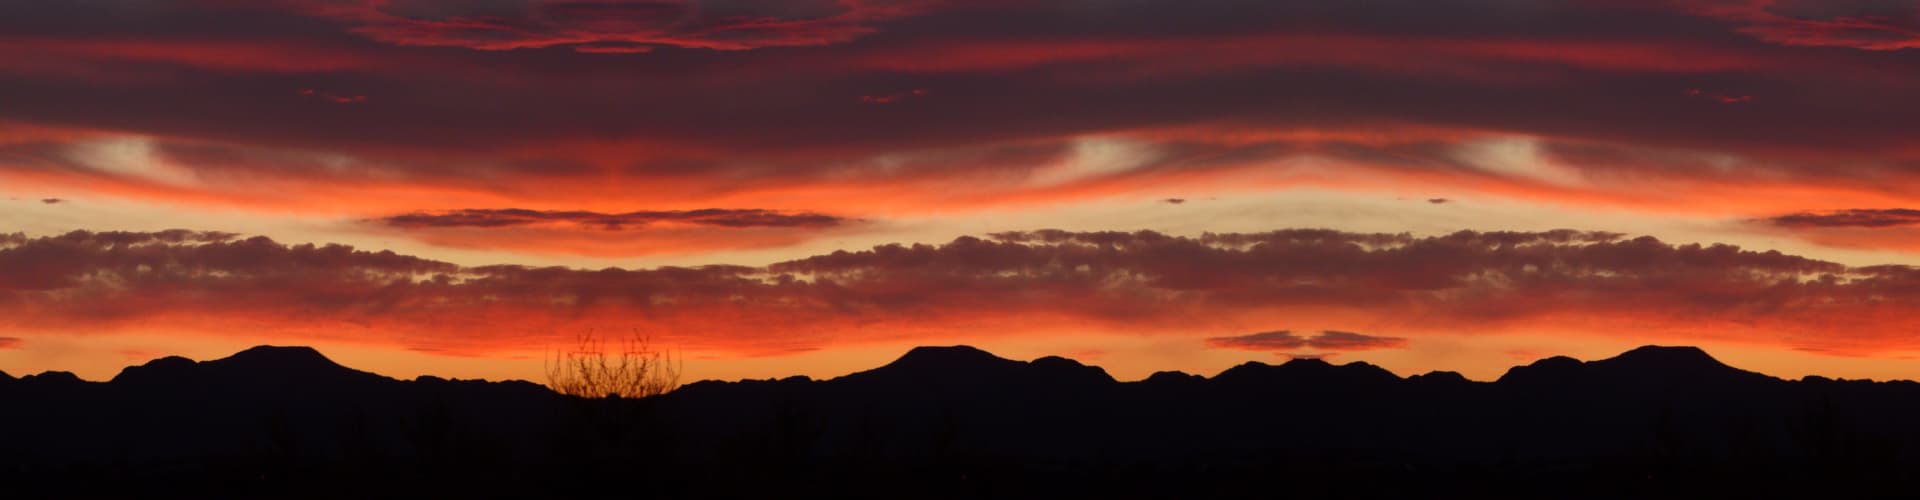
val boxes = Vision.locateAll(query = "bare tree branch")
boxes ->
[544,330,681,399]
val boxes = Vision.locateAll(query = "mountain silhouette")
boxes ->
[112,346,367,382]
[853,344,1024,381]
[5,344,1919,498]
[1212,357,1401,389]
[1590,345,1770,382]
[1498,345,1777,394]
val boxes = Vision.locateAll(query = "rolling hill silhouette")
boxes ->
[4,345,1918,498]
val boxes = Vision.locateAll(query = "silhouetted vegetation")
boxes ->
[543,331,680,399]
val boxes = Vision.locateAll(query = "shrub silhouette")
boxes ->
[544,331,681,399]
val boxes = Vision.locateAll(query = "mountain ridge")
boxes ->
[6,343,1920,497]
[6,343,1903,388]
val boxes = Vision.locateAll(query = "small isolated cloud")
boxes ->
[1067,349,1107,361]
[1686,88,1754,104]
[860,88,930,104]
[1310,330,1412,351]
[1205,330,1409,352]
[1427,198,1449,204]
[377,208,850,230]
[39,198,63,204]
[1163,198,1187,204]
[1766,208,1920,228]
[0,337,22,350]
[298,89,367,104]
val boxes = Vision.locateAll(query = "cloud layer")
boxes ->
[3,228,1915,357]
[4,0,1920,378]
[3,0,1920,255]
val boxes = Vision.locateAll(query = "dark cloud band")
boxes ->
[376,208,850,230]
[1766,209,1920,228]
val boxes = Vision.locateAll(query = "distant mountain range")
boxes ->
[5,345,1919,498]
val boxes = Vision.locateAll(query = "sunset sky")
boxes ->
[4,0,1920,384]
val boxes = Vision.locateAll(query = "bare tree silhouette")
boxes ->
[544,331,681,399]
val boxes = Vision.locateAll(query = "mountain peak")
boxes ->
[110,355,197,384]
[1409,370,1472,385]
[197,345,378,384]
[1495,355,1584,384]
[217,345,344,371]
[846,346,1121,389]
[1142,370,1203,385]
[883,345,1014,372]
[1498,346,1771,387]
[1029,355,1117,384]
[1280,357,1334,369]
[1591,344,1770,383]
[1214,359,1399,386]
[1605,345,1720,367]
[22,371,87,386]
[228,345,332,363]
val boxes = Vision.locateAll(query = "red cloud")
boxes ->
[859,88,928,104]
[299,89,367,104]
[1701,0,1920,51]
[4,229,1916,358]
[296,0,932,53]
[5,1,1920,225]
[5,1,1920,276]
[1686,88,1754,104]
[0,337,21,350]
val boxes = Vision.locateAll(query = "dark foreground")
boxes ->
[4,345,1919,498]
